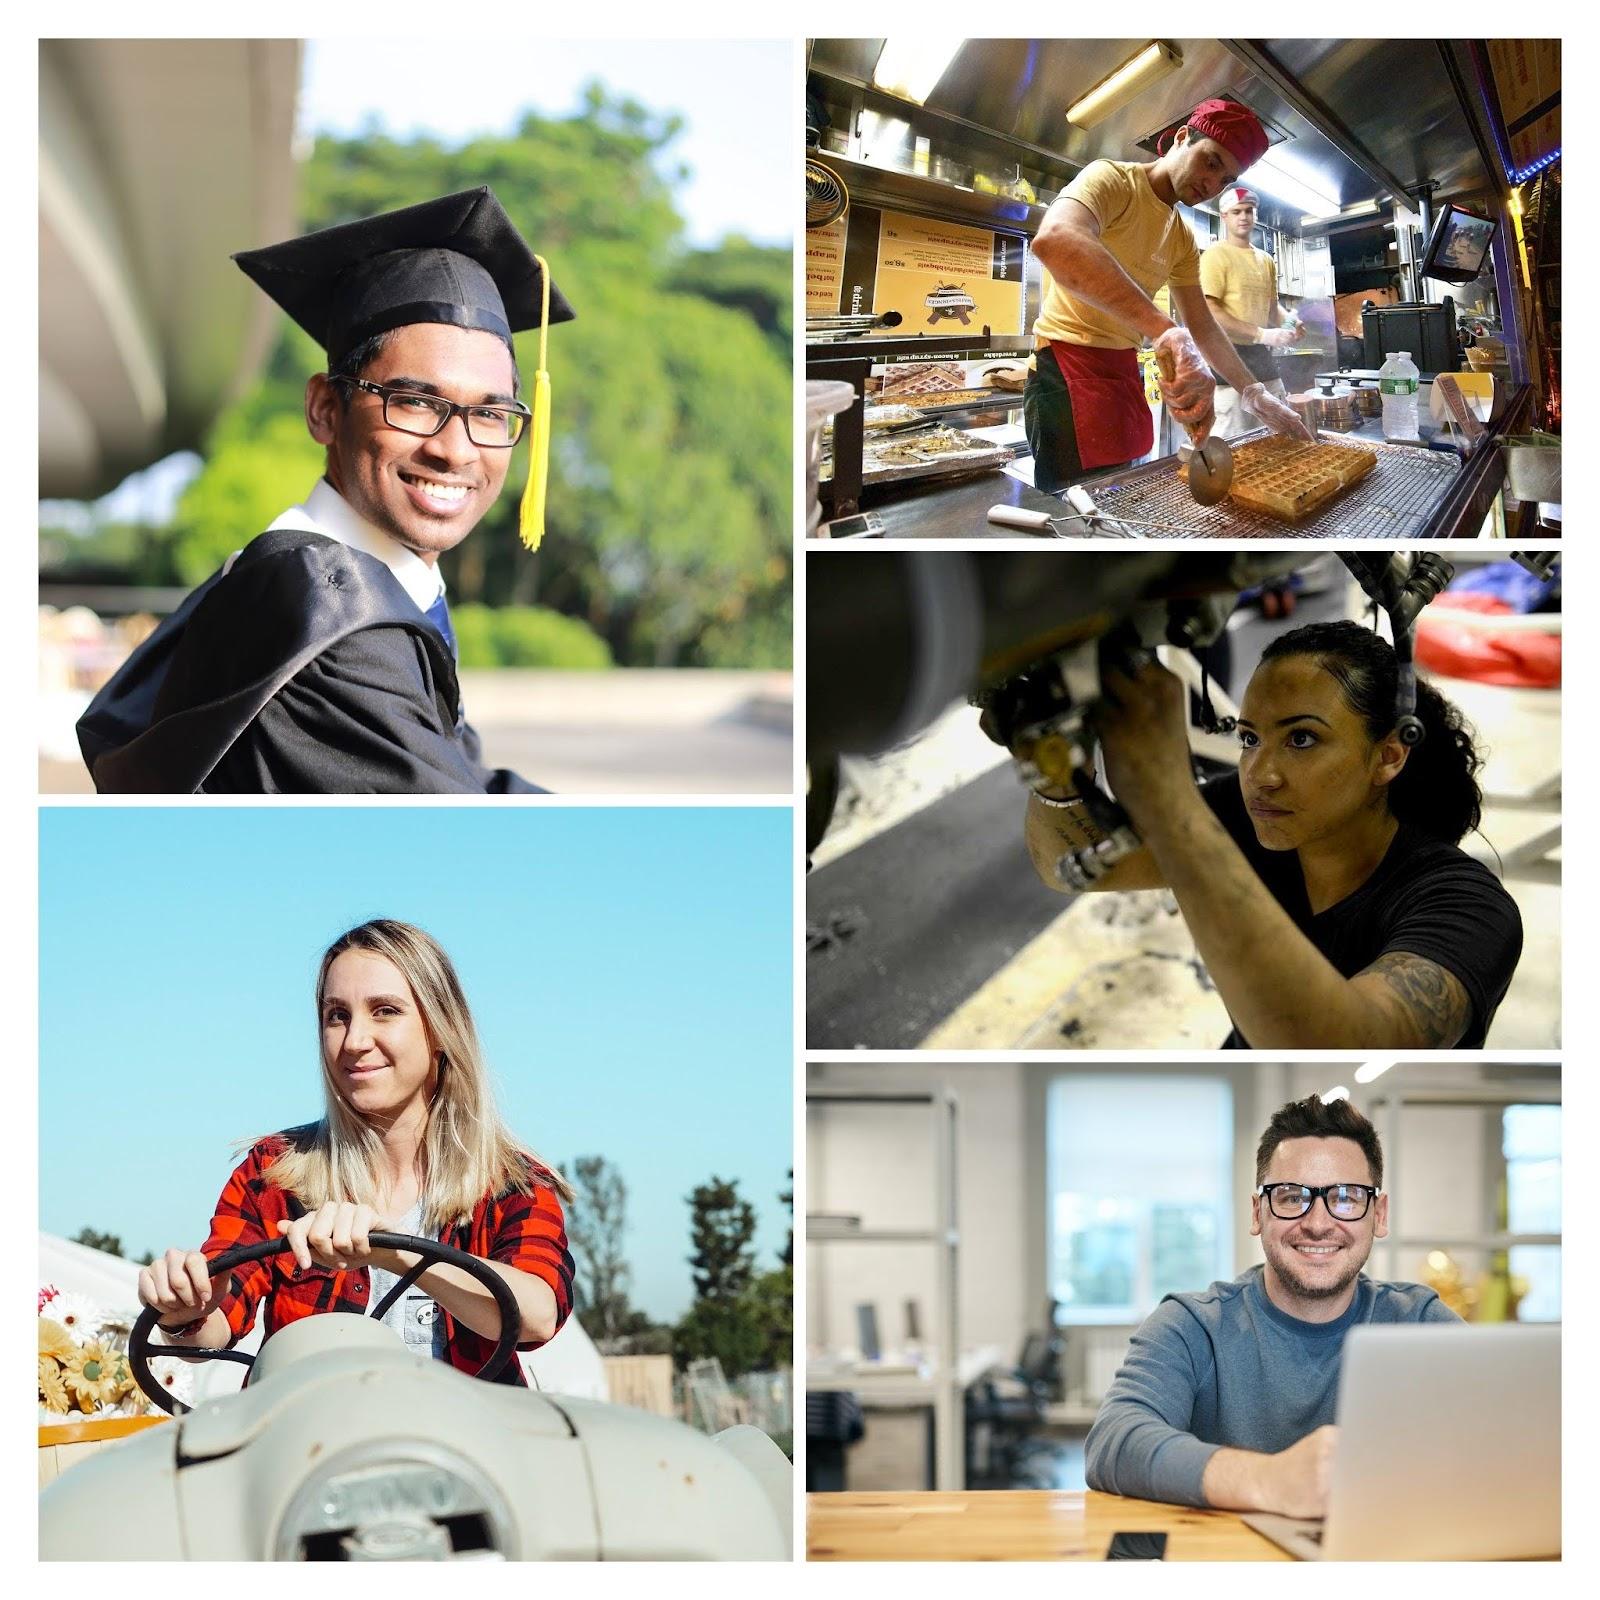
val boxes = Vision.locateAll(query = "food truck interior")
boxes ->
[804,39,1560,541]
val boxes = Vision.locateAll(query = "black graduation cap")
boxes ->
[233,186,574,365]
[234,187,573,551]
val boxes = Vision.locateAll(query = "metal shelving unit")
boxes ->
[806,1090,962,1490]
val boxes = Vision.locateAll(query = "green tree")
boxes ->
[71,1228,124,1257]
[567,1155,632,1349]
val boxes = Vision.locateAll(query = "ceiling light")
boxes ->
[1301,198,1382,225]
[1354,1060,1395,1084]
[872,38,964,106]
[1066,42,1182,129]
[1248,151,1340,218]
[1320,1086,1351,1105]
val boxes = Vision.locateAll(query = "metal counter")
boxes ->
[826,384,1539,541]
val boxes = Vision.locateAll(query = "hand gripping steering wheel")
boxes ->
[128,1232,521,1416]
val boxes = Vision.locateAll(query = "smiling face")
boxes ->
[1169,130,1242,208]
[1253,1135,1388,1315]
[307,322,518,564]
[320,949,440,1122]
[1236,654,1408,853]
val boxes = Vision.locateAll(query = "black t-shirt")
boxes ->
[1201,774,1523,1049]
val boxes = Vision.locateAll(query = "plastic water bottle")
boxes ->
[1379,351,1420,440]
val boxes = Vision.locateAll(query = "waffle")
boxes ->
[879,363,971,398]
[1218,437,1378,523]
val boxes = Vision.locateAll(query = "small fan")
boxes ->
[806,160,850,230]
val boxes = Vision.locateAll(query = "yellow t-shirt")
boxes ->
[1200,242,1279,335]
[1033,161,1203,350]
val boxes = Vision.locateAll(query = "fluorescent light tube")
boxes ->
[1354,1060,1395,1084]
[1248,152,1340,217]
[1066,42,1181,129]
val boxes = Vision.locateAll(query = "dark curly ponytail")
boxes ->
[1258,620,1483,844]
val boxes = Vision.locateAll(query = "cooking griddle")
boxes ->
[1084,431,1461,540]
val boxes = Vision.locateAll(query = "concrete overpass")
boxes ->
[40,39,301,499]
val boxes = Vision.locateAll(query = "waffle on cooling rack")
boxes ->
[1219,437,1379,523]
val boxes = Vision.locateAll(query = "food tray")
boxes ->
[1084,430,1461,540]
[855,425,1012,486]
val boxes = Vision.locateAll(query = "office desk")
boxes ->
[807,1489,1290,1561]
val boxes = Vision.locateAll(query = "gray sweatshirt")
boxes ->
[1084,1265,1457,1507]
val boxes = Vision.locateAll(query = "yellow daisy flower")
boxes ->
[38,1356,71,1415]
[62,1339,124,1411]
[38,1318,76,1362]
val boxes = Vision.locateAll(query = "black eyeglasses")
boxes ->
[331,376,531,447]
[1257,1182,1381,1221]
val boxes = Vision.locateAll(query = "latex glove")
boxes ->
[1243,382,1314,442]
[1258,325,1299,349]
[1153,326,1216,435]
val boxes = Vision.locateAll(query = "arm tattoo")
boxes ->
[1359,952,1472,1047]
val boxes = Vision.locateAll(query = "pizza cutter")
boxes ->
[1179,434,1235,505]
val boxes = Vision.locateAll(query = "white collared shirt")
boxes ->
[266,478,445,616]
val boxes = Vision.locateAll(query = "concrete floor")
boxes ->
[42,669,793,795]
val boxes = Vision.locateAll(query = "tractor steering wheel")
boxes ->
[127,1232,521,1416]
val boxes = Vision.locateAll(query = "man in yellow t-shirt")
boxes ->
[1025,99,1310,492]
[1202,186,1304,439]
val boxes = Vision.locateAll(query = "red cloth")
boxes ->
[199,1134,574,1385]
[1415,612,1561,688]
[1046,342,1151,470]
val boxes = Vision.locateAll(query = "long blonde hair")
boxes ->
[261,919,573,1228]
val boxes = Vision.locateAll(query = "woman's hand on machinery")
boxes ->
[277,1201,383,1272]
[139,1247,228,1327]
[1092,653,1196,826]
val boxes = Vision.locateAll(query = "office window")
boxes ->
[1504,1103,1560,1322]
[1047,1076,1232,1325]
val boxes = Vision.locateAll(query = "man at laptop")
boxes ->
[1085,1095,1455,1516]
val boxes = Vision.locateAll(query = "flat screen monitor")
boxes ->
[1421,204,1497,284]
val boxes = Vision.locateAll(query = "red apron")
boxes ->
[1046,342,1151,470]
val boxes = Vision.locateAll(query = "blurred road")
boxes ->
[42,669,792,795]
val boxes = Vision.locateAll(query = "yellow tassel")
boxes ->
[519,252,554,552]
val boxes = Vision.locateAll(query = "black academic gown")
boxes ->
[76,528,541,794]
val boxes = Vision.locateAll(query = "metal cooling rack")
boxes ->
[1083,432,1464,540]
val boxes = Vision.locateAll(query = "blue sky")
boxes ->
[39,805,792,1322]
[299,38,794,248]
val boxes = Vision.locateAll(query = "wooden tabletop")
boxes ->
[807,1489,1291,1561]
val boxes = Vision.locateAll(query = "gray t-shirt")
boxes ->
[367,1201,446,1361]
[1085,1264,1457,1506]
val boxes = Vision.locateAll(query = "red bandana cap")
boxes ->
[1160,99,1269,171]
[1220,186,1261,212]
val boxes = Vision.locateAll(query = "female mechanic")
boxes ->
[138,919,575,1382]
[1025,620,1523,1048]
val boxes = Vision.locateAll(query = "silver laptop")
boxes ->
[1243,1323,1560,1561]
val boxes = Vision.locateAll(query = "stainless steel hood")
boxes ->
[809,39,1501,230]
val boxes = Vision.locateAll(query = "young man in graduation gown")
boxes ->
[1024,98,1312,494]
[1201,185,1304,440]
[77,187,572,793]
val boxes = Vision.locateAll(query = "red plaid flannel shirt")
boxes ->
[200,1134,574,1386]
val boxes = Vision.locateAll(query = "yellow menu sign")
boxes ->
[806,216,847,317]
[871,210,1024,336]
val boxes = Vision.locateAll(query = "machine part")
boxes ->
[1339,553,1456,745]
[273,1438,515,1561]
[127,1231,522,1415]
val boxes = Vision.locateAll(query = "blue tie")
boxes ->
[424,594,458,661]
